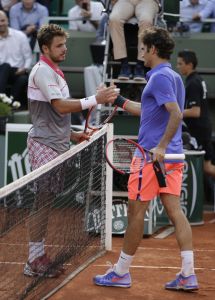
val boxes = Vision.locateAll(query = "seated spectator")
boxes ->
[9,0,49,50]
[68,0,104,32]
[177,49,215,178]
[0,10,32,109]
[180,0,215,33]
[195,0,215,32]
[0,0,18,17]
[37,0,52,11]
[109,0,159,81]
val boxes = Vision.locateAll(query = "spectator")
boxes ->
[177,49,215,178]
[179,0,215,33]
[9,0,49,50]
[109,0,160,80]
[37,0,52,11]
[196,0,215,32]
[0,10,32,109]
[68,0,103,32]
[0,0,18,17]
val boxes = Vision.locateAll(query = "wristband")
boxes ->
[80,95,97,110]
[114,95,127,108]
[122,99,129,110]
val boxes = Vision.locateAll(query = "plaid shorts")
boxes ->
[27,136,59,171]
[27,137,65,194]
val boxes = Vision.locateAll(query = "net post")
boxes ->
[105,123,113,250]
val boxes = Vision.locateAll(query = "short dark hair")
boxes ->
[37,24,69,53]
[140,27,175,60]
[177,50,198,69]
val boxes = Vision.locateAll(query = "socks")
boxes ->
[28,240,45,263]
[181,250,195,276]
[115,251,134,275]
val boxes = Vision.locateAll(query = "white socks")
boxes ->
[28,240,45,263]
[115,251,134,275]
[181,250,195,276]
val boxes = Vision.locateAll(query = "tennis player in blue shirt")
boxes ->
[93,27,199,292]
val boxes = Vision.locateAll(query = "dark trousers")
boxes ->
[0,63,28,109]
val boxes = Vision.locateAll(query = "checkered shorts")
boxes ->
[27,136,65,194]
[27,136,59,171]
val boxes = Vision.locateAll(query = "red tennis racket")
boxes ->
[105,138,185,187]
[84,105,118,136]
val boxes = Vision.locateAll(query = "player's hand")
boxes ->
[150,146,166,162]
[71,131,90,144]
[96,85,118,104]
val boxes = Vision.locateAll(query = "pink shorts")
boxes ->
[128,161,184,201]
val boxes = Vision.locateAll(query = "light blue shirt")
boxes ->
[9,2,48,31]
[196,0,215,32]
[180,0,215,32]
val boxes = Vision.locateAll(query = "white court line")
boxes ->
[0,242,214,252]
[1,261,215,272]
[154,227,175,239]
[209,218,215,223]
[132,247,215,252]
[93,264,215,272]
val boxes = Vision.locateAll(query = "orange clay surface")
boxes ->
[50,212,215,300]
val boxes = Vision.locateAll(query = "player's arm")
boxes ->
[183,106,200,118]
[113,95,141,116]
[51,85,118,114]
[154,101,183,161]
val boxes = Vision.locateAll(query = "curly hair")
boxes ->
[37,24,69,53]
[140,27,175,60]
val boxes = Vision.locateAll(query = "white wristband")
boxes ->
[80,95,97,110]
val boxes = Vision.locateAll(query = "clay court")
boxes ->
[50,211,215,300]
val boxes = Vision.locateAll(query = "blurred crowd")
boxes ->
[1,0,215,109]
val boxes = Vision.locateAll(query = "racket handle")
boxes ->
[164,153,185,160]
[153,161,167,188]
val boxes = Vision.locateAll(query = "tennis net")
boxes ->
[0,124,113,300]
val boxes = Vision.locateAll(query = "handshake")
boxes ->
[95,83,121,105]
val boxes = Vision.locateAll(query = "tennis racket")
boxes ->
[84,105,118,136]
[105,138,185,187]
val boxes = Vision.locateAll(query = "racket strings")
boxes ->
[87,106,117,131]
[112,140,146,174]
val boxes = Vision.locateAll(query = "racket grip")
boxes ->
[153,161,167,188]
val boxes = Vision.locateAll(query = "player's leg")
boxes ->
[93,199,149,287]
[24,137,63,277]
[161,193,199,291]
[93,163,157,288]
